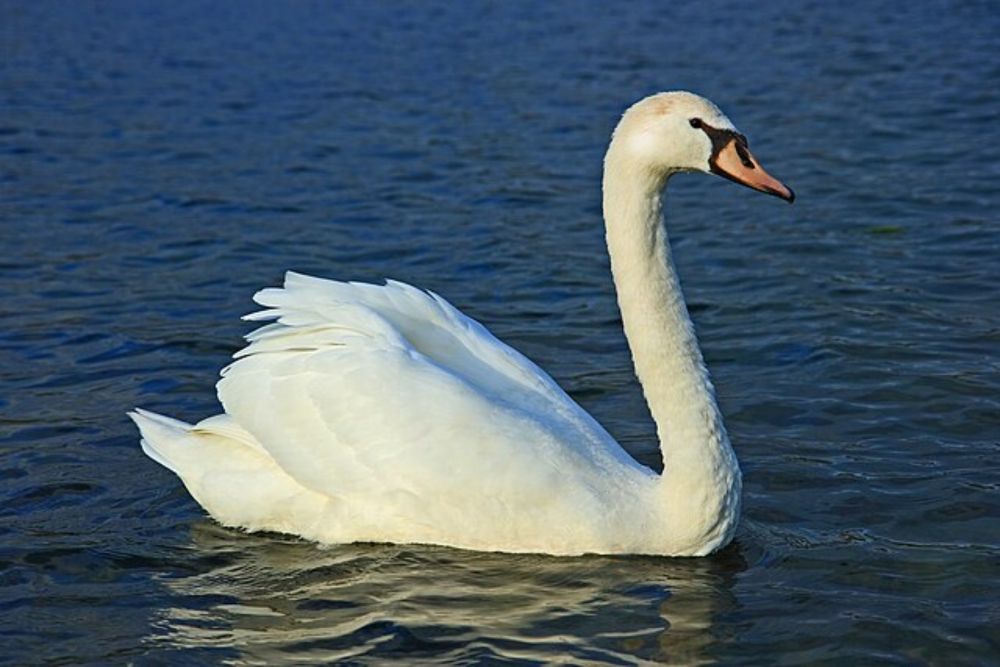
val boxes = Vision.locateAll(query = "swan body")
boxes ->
[132,92,793,556]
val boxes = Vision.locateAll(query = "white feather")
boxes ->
[129,91,786,556]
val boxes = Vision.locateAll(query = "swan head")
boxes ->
[610,91,794,202]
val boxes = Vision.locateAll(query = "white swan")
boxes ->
[131,92,793,557]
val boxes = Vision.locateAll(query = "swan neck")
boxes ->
[601,148,734,478]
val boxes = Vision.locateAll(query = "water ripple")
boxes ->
[1,0,997,664]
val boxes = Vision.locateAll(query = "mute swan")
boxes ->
[131,92,793,557]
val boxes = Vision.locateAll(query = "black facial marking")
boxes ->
[734,141,755,169]
[689,118,703,128]
[696,122,755,174]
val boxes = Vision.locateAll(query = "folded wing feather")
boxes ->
[213,273,650,541]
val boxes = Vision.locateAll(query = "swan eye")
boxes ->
[689,118,703,129]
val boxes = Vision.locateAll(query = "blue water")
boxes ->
[2,0,998,663]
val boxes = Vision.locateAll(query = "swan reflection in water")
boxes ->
[150,522,746,664]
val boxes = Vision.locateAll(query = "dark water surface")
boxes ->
[3,1,999,664]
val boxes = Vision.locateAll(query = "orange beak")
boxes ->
[711,137,794,203]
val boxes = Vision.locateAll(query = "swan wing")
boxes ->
[215,273,651,547]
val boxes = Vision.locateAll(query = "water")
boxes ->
[2,0,998,663]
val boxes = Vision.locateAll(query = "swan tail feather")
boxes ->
[129,408,193,475]
[129,408,332,538]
